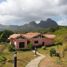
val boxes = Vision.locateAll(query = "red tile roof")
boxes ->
[8,34,26,39]
[8,32,41,39]
[43,34,56,39]
[23,32,41,39]
[8,32,56,39]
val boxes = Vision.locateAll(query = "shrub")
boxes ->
[0,55,6,62]
[50,48,56,57]
[63,43,67,51]
[0,45,5,52]
[56,52,60,57]
[55,42,62,46]
[8,45,15,52]
[42,46,46,50]
[28,43,32,49]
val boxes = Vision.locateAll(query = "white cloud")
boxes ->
[0,0,67,25]
[0,15,21,24]
[58,18,67,26]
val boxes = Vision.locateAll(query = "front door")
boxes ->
[19,42,25,48]
[42,42,44,46]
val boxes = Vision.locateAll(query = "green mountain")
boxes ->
[0,18,58,32]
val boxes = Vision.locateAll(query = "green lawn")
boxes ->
[0,44,35,67]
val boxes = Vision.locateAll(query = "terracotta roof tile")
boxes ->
[8,34,26,39]
[8,33,56,39]
[8,32,41,39]
[43,34,56,39]
[23,32,40,39]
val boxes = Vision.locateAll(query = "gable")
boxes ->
[33,34,41,38]
[16,36,26,39]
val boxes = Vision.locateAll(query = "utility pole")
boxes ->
[14,52,17,67]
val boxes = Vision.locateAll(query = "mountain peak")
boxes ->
[39,18,58,28]
[29,21,37,25]
[47,18,52,21]
[46,18,56,22]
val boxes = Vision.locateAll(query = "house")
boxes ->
[8,34,28,49]
[42,34,56,46]
[8,32,56,49]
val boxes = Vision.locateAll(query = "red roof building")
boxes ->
[8,32,56,49]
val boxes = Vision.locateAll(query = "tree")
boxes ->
[28,43,32,49]
[0,30,14,42]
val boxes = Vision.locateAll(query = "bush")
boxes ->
[50,48,56,57]
[0,45,5,52]
[8,45,15,52]
[0,55,6,62]
[56,52,60,57]
[42,46,46,50]
[28,43,32,49]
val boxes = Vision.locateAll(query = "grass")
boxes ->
[38,45,58,55]
[54,27,67,42]
[0,44,36,67]
[2,51,35,67]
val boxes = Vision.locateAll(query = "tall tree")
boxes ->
[0,30,14,42]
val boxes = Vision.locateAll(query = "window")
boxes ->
[34,41,38,43]
[19,42,25,48]
[27,40,30,44]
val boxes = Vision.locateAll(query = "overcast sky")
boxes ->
[0,0,67,26]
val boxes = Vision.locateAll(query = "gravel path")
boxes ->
[26,51,45,67]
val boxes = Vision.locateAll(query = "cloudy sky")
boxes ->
[0,0,67,25]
